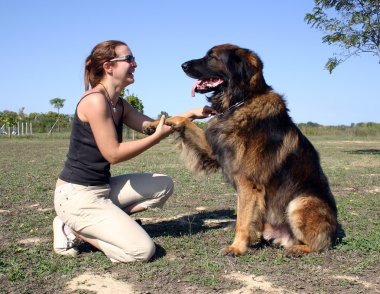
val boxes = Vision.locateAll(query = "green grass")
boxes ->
[0,135,379,293]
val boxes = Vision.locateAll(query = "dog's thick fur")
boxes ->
[144,44,338,256]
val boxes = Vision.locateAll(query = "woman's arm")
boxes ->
[177,105,217,120]
[122,100,153,133]
[123,101,217,131]
[79,94,172,164]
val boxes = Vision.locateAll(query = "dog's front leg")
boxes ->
[175,119,219,174]
[223,179,265,256]
[143,116,190,135]
[144,116,219,174]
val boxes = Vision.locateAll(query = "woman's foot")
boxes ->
[53,216,80,257]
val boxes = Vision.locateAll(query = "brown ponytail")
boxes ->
[84,40,127,90]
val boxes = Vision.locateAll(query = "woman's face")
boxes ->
[112,45,137,87]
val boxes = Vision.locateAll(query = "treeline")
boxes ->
[1,110,380,137]
[192,121,380,138]
[1,92,143,135]
[298,122,380,137]
[0,110,73,133]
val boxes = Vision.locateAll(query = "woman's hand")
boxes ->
[179,105,217,120]
[152,115,174,141]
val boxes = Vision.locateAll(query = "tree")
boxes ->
[0,110,18,126]
[126,95,144,113]
[157,111,169,119]
[125,93,144,113]
[50,98,65,115]
[305,0,380,73]
[49,98,65,132]
[120,89,144,139]
[0,110,18,136]
[120,89,144,113]
[18,107,26,121]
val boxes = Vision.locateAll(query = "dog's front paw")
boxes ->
[143,125,156,135]
[143,121,160,135]
[222,244,248,257]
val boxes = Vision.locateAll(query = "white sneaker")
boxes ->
[53,216,79,257]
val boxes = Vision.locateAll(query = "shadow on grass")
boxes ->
[344,149,380,155]
[72,210,236,258]
[143,209,236,238]
[146,209,236,261]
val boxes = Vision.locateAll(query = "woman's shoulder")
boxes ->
[80,90,104,102]
[78,91,107,108]
[77,91,108,122]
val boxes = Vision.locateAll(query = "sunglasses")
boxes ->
[109,55,136,63]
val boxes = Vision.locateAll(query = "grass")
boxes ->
[0,135,379,293]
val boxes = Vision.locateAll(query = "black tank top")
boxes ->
[59,93,124,185]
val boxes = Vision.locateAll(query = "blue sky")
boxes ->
[0,1,379,125]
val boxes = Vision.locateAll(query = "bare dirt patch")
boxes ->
[18,237,49,245]
[225,272,294,293]
[67,273,136,294]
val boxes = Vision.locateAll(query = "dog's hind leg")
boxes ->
[286,196,337,254]
[223,179,265,256]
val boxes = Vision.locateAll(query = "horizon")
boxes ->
[1,108,378,127]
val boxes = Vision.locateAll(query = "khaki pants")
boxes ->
[54,173,174,262]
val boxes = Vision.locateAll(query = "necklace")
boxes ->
[99,82,117,112]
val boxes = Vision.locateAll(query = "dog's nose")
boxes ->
[181,62,190,71]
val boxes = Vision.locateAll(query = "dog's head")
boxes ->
[182,44,269,113]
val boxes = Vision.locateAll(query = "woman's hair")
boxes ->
[84,40,127,90]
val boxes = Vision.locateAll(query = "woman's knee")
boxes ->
[152,174,173,192]
[115,239,156,263]
[163,175,174,197]
[142,175,174,209]
[161,176,174,205]
[138,240,156,262]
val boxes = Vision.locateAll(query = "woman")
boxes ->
[53,40,215,263]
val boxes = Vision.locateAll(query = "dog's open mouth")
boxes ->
[191,78,224,97]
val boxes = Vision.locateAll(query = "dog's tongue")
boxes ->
[191,78,224,97]
[191,80,202,97]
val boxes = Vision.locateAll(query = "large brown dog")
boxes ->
[144,44,338,256]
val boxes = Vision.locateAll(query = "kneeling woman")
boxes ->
[53,40,215,262]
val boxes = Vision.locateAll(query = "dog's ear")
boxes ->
[227,50,255,85]
[247,52,267,93]
[226,49,267,94]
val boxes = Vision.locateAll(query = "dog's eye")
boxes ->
[207,55,218,61]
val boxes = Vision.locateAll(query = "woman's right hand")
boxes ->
[153,115,174,141]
